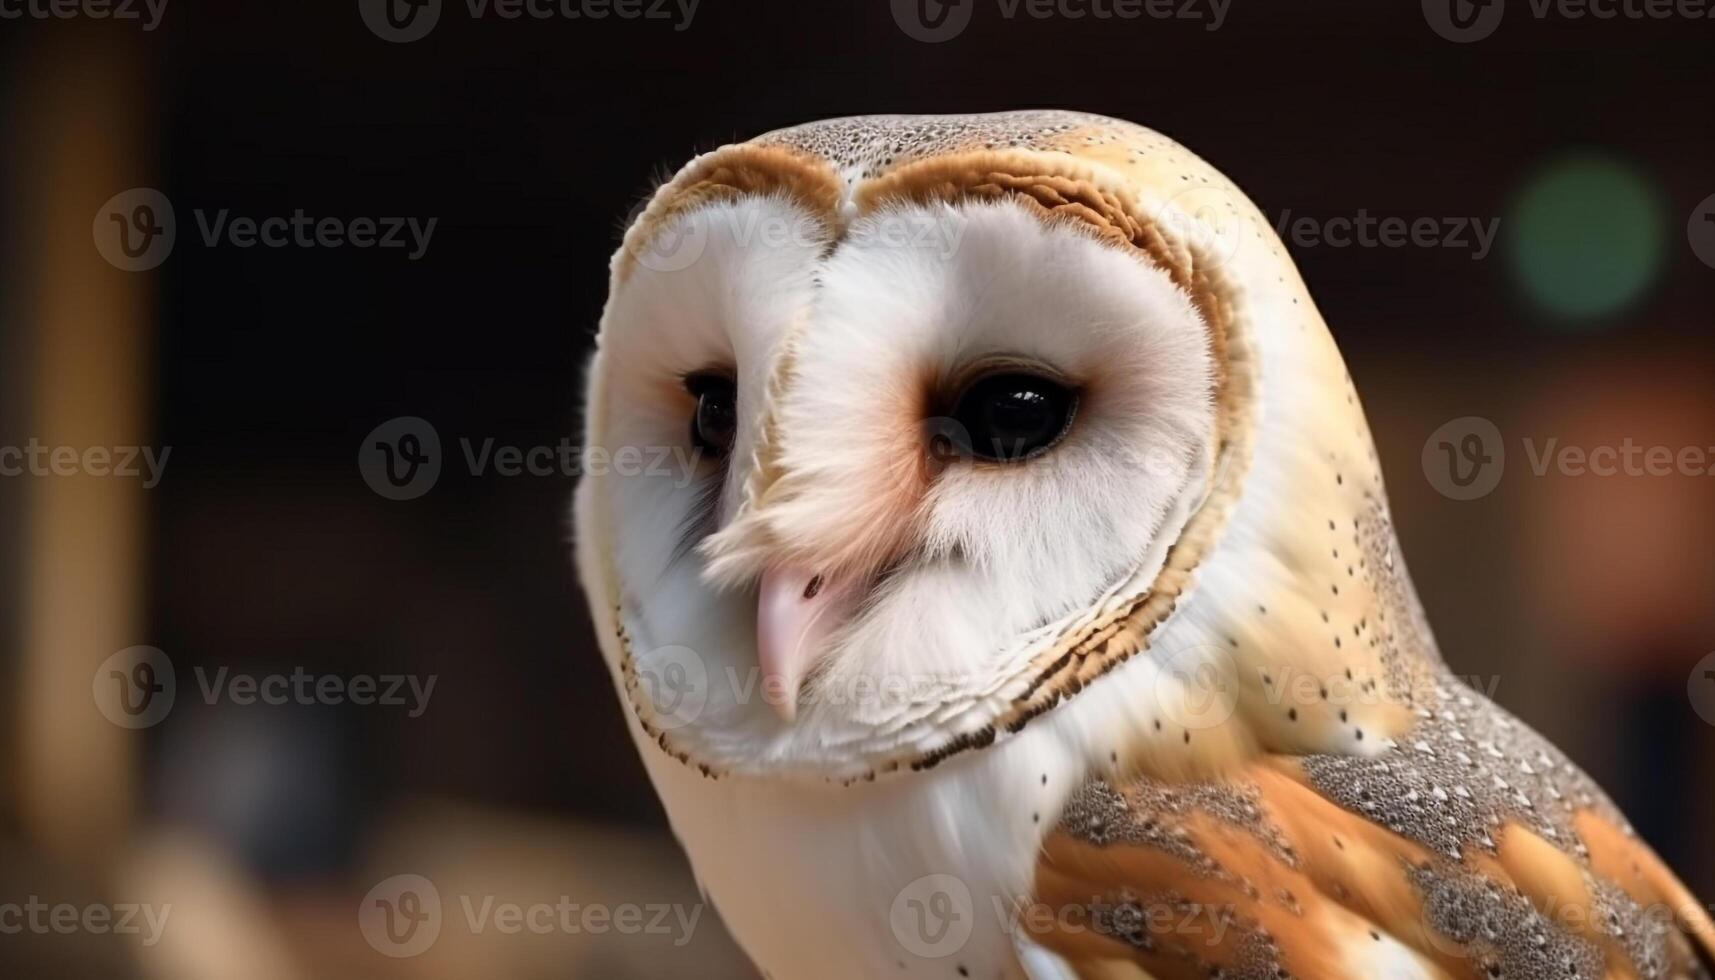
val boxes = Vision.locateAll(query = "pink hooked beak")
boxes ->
[755,566,860,723]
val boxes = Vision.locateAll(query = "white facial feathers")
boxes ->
[589,194,1219,777]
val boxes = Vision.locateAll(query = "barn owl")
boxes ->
[574,111,1713,980]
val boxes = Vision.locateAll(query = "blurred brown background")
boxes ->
[2,1,1712,976]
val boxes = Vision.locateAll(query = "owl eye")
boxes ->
[686,373,738,458]
[947,372,1079,462]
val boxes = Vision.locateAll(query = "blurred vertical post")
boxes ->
[5,29,155,868]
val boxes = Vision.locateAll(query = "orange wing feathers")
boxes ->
[1031,681,1714,980]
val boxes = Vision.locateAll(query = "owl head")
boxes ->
[578,112,1397,783]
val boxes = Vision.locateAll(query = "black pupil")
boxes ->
[950,373,1076,461]
[691,379,737,456]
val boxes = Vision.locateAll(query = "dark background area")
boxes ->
[3,1,1712,976]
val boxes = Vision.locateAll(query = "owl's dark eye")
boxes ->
[946,372,1079,462]
[686,374,737,457]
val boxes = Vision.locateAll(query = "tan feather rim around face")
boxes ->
[601,142,1257,782]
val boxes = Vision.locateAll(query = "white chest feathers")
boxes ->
[636,721,1087,980]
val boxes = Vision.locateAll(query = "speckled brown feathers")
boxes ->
[1032,670,1715,979]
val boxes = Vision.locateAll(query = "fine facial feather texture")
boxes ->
[574,111,1712,980]
[598,193,1220,777]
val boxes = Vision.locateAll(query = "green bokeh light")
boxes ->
[1506,154,1667,324]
